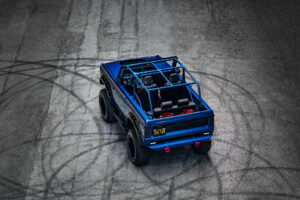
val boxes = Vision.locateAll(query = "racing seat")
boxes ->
[160,73,189,104]
[177,98,196,108]
[154,100,173,113]
[142,76,157,89]
[153,101,174,117]
[168,73,181,85]
[137,76,159,111]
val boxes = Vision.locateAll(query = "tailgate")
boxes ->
[144,110,214,150]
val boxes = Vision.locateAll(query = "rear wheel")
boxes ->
[127,129,150,166]
[191,140,211,154]
[99,89,116,122]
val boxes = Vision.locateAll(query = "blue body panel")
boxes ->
[101,55,214,151]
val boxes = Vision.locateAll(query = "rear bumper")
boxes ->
[146,133,212,151]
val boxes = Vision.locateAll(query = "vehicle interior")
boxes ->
[118,59,205,118]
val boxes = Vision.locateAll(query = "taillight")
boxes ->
[162,112,174,117]
[183,108,194,114]
[145,128,149,138]
[210,117,214,127]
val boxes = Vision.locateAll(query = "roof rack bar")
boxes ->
[148,82,197,91]
[125,56,178,67]
[123,56,201,116]
[175,59,196,78]
[151,62,173,86]
[134,65,184,76]
[176,59,202,102]
[126,65,154,115]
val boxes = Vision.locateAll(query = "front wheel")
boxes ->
[127,129,150,166]
[191,140,211,154]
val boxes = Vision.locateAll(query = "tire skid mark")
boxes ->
[117,0,125,60]
[1,1,36,93]
[0,68,57,106]
[204,75,255,190]
[0,55,298,199]
[188,65,244,172]
[215,138,296,192]
[0,60,106,198]
[0,65,102,130]
[207,156,223,200]
[200,74,242,168]
[0,141,125,199]
[43,139,124,199]
[0,132,125,155]
[149,163,300,200]
[168,177,175,200]
[191,71,297,193]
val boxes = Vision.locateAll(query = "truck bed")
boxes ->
[143,99,214,150]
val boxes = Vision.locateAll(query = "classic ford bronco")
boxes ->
[99,55,214,165]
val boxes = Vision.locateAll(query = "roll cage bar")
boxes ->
[119,56,201,117]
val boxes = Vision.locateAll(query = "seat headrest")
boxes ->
[142,76,154,86]
[141,76,157,89]
[161,100,173,110]
[178,98,189,106]
[147,83,157,89]
[169,73,181,84]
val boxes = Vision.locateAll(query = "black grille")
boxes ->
[165,118,208,133]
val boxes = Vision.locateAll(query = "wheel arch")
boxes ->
[99,75,105,84]
[100,75,115,103]
[127,113,143,145]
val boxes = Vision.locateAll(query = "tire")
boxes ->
[127,129,150,166]
[99,89,116,123]
[191,140,211,154]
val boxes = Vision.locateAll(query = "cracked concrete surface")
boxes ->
[0,0,299,199]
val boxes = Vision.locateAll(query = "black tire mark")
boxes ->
[190,70,297,193]
[0,56,298,200]
[1,2,36,93]
[168,177,175,200]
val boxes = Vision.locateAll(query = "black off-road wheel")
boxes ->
[99,89,116,123]
[191,140,211,154]
[127,129,150,166]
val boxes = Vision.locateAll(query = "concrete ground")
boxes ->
[0,0,299,199]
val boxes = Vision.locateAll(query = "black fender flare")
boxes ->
[99,75,115,103]
[99,75,105,85]
[127,113,144,145]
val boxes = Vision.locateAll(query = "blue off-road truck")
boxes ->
[99,56,214,165]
